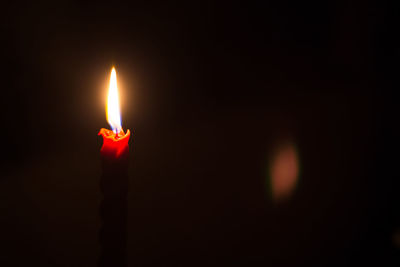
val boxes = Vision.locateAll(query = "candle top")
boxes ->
[98,128,130,158]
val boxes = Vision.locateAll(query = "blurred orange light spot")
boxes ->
[270,143,299,202]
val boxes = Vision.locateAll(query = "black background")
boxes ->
[1,1,398,266]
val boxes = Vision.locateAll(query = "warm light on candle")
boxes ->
[106,67,122,134]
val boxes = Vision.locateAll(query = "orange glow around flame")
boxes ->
[106,67,122,134]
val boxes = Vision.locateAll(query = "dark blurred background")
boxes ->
[0,1,398,266]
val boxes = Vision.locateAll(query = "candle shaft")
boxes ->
[99,149,129,267]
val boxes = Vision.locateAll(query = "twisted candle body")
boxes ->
[98,128,130,267]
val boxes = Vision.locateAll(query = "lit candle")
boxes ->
[98,67,131,267]
[99,67,131,157]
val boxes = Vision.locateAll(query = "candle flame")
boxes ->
[106,67,122,133]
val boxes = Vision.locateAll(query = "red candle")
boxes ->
[98,67,131,267]
[98,128,130,158]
